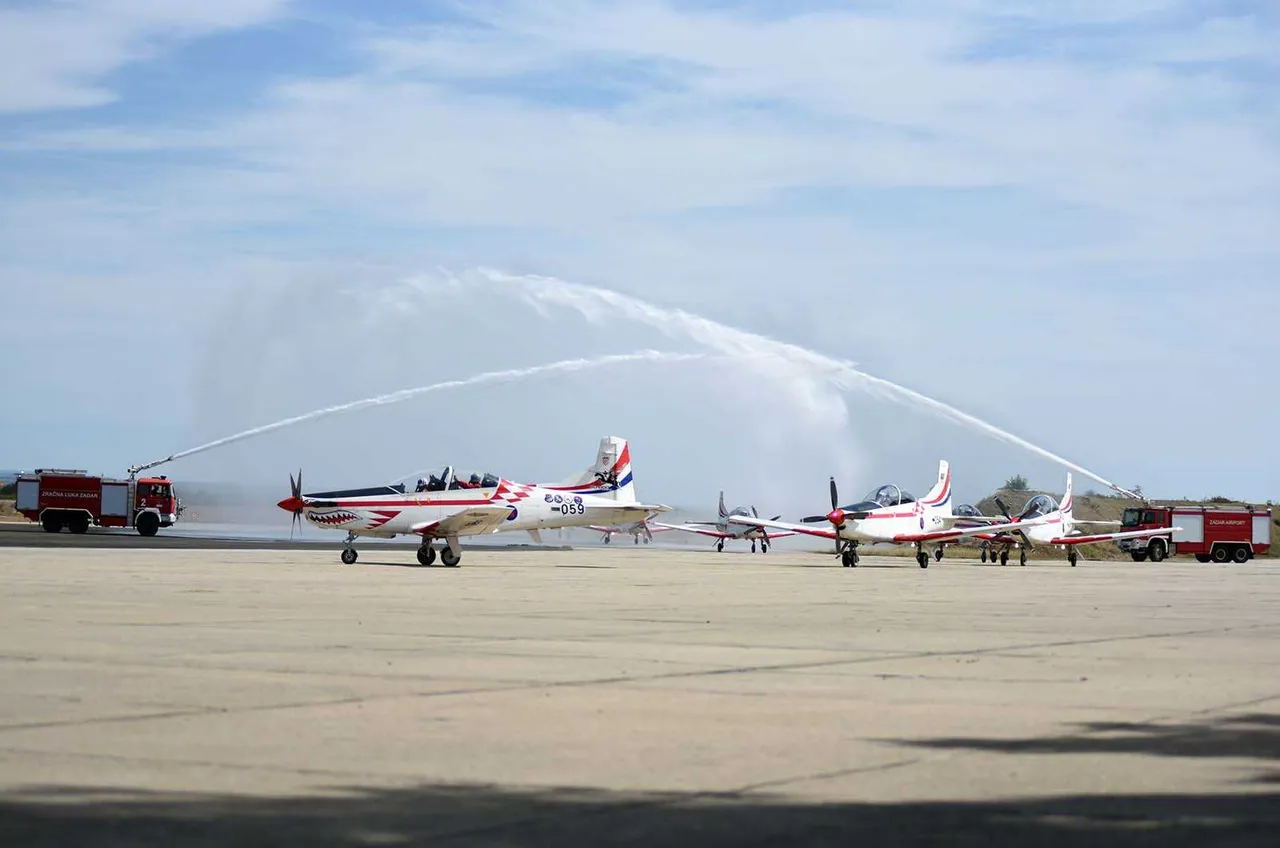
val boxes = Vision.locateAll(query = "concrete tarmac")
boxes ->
[0,546,1276,845]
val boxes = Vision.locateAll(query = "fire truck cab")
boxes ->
[1117,504,1272,564]
[15,469,182,537]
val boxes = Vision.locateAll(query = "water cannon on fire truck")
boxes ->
[15,468,184,537]
[1115,502,1272,564]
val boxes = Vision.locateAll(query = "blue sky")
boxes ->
[1,0,1277,508]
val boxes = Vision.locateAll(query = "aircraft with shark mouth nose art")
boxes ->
[276,437,669,567]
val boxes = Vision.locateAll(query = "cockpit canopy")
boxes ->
[838,484,916,514]
[412,466,500,493]
[863,484,916,508]
[953,503,981,518]
[1020,494,1058,518]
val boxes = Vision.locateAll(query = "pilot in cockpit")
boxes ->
[456,473,483,490]
[415,477,430,493]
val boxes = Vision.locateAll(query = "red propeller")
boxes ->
[277,470,305,538]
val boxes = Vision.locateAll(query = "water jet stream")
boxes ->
[130,350,701,475]
[452,269,1138,499]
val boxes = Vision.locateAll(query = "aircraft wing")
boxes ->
[582,504,670,526]
[1047,526,1179,546]
[892,516,1053,544]
[411,505,514,538]
[652,522,731,539]
[730,516,841,541]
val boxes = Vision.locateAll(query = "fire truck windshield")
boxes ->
[1122,508,1142,527]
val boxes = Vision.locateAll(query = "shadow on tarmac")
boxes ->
[3,714,1279,844]
[893,712,1280,768]
[1,782,1277,847]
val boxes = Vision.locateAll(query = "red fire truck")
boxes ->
[14,469,182,537]
[1115,503,1272,563]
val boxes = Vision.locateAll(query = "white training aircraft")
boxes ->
[587,519,670,545]
[734,461,1047,568]
[276,437,669,566]
[969,473,1179,567]
[654,492,795,553]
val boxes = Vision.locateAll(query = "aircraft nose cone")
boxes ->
[827,508,845,526]
[277,496,304,513]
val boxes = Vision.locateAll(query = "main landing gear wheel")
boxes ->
[750,541,757,553]
[916,551,929,569]
[1019,549,1028,567]
[440,547,462,567]
[980,548,988,563]
[761,542,769,554]
[340,548,358,565]
[934,547,944,562]
[417,545,437,566]
[999,550,1009,566]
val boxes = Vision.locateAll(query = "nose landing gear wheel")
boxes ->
[716,540,724,553]
[440,547,462,567]
[934,548,944,562]
[340,548,358,565]
[980,548,988,563]
[916,551,929,569]
[416,545,437,566]
[1068,549,1079,567]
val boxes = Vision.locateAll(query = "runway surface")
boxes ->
[0,546,1276,845]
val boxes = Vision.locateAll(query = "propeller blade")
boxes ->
[802,515,829,523]
[751,505,759,518]
[994,497,1013,521]
[829,477,838,511]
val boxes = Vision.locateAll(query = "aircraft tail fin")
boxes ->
[718,491,727,518]
[920,460,953,519]
[1061,472,1074,517]
[549,437,637,503]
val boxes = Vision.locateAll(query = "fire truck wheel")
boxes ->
[341,548,358,565]
[68,514,90,534]
[1131,551,1148,562]
[135,512,160,537]
[1232,546,1250,564]
[1195,554,1212,563]
[1147,539,1167,563]
[1211,546,1229,563]
[40,513,64,533]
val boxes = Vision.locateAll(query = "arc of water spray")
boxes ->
[128,350,701,475]
[453,269,1141,500]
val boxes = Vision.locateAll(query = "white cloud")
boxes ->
[2,0,1278,500]
[0,0,290,113]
